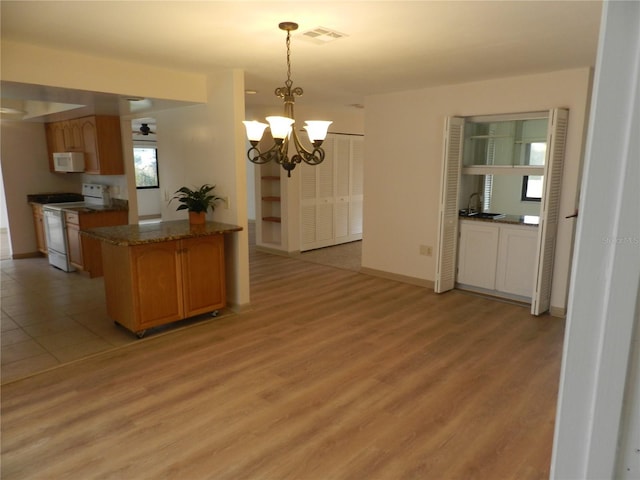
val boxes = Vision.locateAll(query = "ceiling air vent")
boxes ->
[301,27,347,44]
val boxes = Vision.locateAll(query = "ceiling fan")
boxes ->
[132,123,156,136]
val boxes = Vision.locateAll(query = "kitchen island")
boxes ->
[83,220,242,337]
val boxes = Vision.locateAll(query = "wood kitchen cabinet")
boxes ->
[45,115,124,175]
[31,204,48,255]
[65,209,128,277]
[100,234,226,337]
[45,120,84,171]
[79,116,124,175]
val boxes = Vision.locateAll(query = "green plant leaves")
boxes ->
[170,184,222,213]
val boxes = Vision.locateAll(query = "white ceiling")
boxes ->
[1,1,602,120]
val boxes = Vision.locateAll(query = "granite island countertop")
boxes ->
[459,214,540,227]
[81,220,243,246]
[60,202,129,214]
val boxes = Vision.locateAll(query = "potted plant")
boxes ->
[171,184,223,224]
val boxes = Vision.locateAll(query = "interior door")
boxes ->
[435,117,464,293]
[531,108,569,315]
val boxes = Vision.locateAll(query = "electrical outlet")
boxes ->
[419,245,433,256]
[222,196,230,210]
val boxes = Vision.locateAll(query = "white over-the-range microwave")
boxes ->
[53,152,85,173]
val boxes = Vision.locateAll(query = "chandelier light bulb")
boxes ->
[266,116,295,140]
[242,121,268,143]
[304,121,333,143]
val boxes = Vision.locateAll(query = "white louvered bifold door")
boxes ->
[300,134,364,251]
[316,137,335,247]
[300,160,318,248]
[334,136,351,242]
[349,137,364,240]
[531,108,569,315]
[435,117,465,293]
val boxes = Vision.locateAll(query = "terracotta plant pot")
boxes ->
[189,211,206,225]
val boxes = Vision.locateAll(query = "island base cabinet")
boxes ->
[101,235,226,336]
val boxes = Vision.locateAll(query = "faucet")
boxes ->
[468,192,482,214]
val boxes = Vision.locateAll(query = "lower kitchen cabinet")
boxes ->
[457,221,499,290]
[101,234,226,336]
[495,225,538,297]
[457,219,538,299]
[66,210,128,277]
[31,204,48,255]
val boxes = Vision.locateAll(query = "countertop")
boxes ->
[61,203,129,214]
[82,220,243,246]
[459,214,540,227]
[27,192,84,204]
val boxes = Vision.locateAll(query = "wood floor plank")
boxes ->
[0,248,565,479]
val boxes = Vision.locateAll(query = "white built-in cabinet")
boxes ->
[300,134,364,251]
[457,221,499,290]
[457,219,538,299]
[436,109,569,315]
[495,223,538,297]
[254,133,364,253]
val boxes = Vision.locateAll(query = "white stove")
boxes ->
[43,183,111,271]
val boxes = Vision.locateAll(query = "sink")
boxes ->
[458,210,505,219]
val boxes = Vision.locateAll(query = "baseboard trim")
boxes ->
[226,301,252,314]
[360,267,434,289]
[549,306,566,318]
[255,245,294,257]
[11,252,44,259]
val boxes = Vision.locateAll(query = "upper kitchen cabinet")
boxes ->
[45,120,84,169]
[79,116,124,175]
[45,115,124,175]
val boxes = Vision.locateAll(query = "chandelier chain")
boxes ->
[285,30,293,89]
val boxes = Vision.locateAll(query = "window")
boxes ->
[525,142,546,166]
[522,175,543,201]
[133,147,159,188]
[521,142,545,201]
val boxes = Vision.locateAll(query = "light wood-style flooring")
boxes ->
[1,244,565,479]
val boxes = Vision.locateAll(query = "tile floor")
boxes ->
[1,257,134,383]
[0,256,231,384]
[0,223,362,384]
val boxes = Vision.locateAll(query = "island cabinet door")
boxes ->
[131,241,184,329]
[180,235,226,317]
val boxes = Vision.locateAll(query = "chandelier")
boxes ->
[243,22,332,177]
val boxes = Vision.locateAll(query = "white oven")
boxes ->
[42,183,111,272]
[43,205,79,271]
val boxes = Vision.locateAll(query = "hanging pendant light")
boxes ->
[243,22,332,177]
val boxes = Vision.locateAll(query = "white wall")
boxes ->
[2,40,206,104]
[363,68,592,313]
[551,1,640,477]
